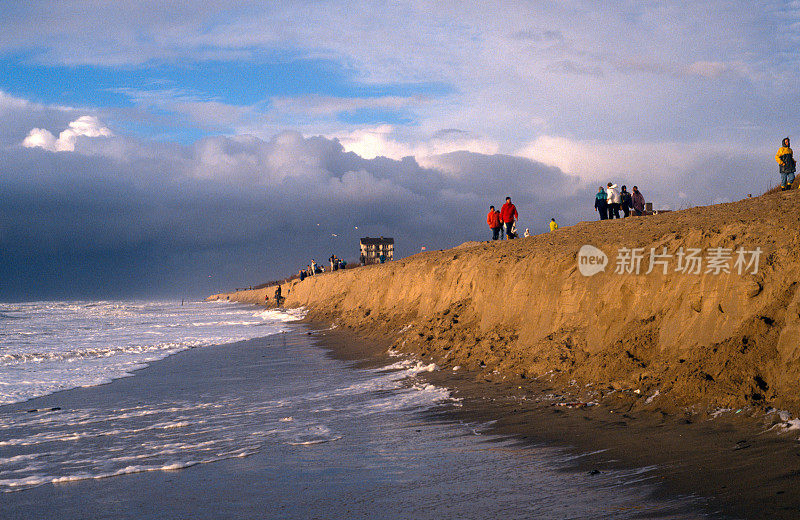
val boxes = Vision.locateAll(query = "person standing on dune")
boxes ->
[620,186,632,217]
[632,186,645,216]
[776,137,796,191]
[486,205,502,240]
[595,187,608,220]
[500,197,518,239]
[606,182,621,219]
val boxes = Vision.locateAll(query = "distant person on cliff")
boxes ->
[500,196,518,239]
[632,186,645,216]
[524,228,530,237]
[311,259,317,275]
[776,137,796,190]
[594,187,608,220]
[549,218,558,232]
[487,205,502,240]
[620,186,632,217]
[606,182,621,219]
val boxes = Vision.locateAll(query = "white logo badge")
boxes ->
[578,245,608,277]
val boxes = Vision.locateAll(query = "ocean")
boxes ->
[0,300,712,518]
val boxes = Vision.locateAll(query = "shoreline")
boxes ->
[2,319,798,517]
[308,323,800,520]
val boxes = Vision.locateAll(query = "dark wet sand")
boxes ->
[2,324,799,519]
[310,325,800,520]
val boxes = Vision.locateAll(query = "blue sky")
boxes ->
[0,51,450,142]
[1,1,798,299]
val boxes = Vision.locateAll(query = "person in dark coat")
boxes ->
[594,187,608,220]
[620,185,632,217]
[631,186,645,216]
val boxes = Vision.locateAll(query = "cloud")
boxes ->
[1,1,795,165]
[517,135,772,209]
[334,125,499,161]
[1,123,585,300]
[22,116,113,152]
[271,95,419,117]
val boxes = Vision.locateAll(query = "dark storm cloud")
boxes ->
[1,131,585,301]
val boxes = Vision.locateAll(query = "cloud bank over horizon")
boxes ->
[0,101,587,300]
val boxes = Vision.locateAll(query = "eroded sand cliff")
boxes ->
[210,188,800,412]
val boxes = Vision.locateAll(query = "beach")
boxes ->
[212,188,800,412]
[0,325,715,519]
[207,188,800,518]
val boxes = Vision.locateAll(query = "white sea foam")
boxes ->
[0,300,461,494]
[0,300,302,404]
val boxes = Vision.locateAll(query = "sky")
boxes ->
[1,1,798,300]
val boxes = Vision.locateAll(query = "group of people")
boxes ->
[486,196,519,240]
[486,197,560,240]
[480,136,796,239]
[594,183,645,220]
[297,261,320,281]
[295,253,350,282]
[329,254,347,271]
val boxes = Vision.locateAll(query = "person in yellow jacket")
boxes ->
[549,218,558,232]
[776,137,796,190]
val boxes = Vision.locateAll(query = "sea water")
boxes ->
[0,300,712,518]
[0,300,304,404]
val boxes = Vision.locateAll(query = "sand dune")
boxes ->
[210,188,800,413]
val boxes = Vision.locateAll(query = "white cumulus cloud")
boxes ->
[22,115,113,152]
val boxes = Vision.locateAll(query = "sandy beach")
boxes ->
[207,187,800,519]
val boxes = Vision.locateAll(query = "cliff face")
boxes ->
[210,189,800,412]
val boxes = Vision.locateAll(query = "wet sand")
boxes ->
[312,325,800,520]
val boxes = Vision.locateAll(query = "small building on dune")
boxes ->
[360,237,394,265]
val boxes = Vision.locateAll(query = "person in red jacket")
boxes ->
[486,205,502,240]
[500,196,518,239]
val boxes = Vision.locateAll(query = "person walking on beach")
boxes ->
[487,205,502,240]
[620,186,632,217]
[631,186,645,216]
[500,196,518,239]
[549,218,558,232]
[274,285,282,305]
[594,187,608,220]
[776,137,796,190]
[606,182,621,219]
